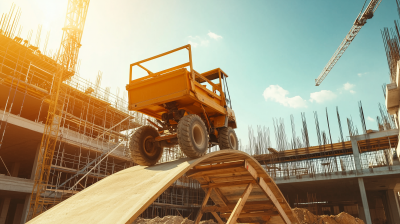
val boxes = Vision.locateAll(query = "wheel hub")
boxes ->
[143,136,157,156]
[229,132,237,149]
[192,123,205,148]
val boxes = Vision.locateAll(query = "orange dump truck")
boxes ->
[126,44,237,165]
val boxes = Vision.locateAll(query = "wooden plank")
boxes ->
[221,211,279,218]
[192,161,244,171]
[194,176,229,207]
[202,206,229,213]
[210,175,254,183]
[226,183,253,224]
[187,167,247,177]
[205,171,250,178]
[258,177,291,224]
[227,201,274,207]
[152,202,200,209]
[213,188,229,206]
[202,202,274,213]
[196,156,245,165]
[194,188,213,224]
[201,180,256,188]
[245,160,258,180]
[211,212,224,224]
[222,191,268,201]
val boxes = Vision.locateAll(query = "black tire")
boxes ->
[177,114,209,158]
[130,125,163,166]
[218,127,238,150]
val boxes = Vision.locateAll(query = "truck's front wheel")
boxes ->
[130,125,163,166]
[177,114,209,158]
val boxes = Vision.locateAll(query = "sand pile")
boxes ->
[132,209,364,224]
[293,208,365,224]
[132,216,218,224]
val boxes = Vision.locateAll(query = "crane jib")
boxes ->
[315,0,382,86]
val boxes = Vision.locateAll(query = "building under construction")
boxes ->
[0,3,216,223]
[0,1,400,224]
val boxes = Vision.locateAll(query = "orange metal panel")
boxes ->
[127,69,189,108]
[212,115,227,128]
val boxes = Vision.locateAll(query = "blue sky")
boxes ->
[1,0,398,148]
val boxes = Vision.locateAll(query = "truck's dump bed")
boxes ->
[126,45,231,122]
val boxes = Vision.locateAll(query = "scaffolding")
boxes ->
[0,7,218,220]
[0,3,148,218]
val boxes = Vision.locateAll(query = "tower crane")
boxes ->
[315,0,382,86]
[28,0,90,219]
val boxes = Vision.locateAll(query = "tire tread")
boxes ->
[130,125,163,166]
[177,114,208,158]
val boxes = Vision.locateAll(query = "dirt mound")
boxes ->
[293,208,365,224]
[132,216,217,224]
[132,209,364,224]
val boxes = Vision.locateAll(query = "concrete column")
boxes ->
[358,178,372,224]
[0,197,11,224]
[20,195,30,224]
[30,144,40,180]
[385,189,400,224]
[382,192,393,224]
[358,203,366,222]
[13,204,23,224]
[11,163,20,177]
[351,138,362,172]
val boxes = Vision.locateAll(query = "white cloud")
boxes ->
[343,82,354,90]
[188,36,209,48]
[309,90,336,103]
[188,31,222,48]
[358,72,367,77]
[263,85,307,108]
[343,82,356,94]
[208,31,223,40]
[367,116,375,122]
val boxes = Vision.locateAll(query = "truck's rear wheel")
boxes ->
[218,127,238,150]
[177,114,209,158]
[130,125,163,166]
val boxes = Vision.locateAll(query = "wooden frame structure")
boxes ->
[190,159,297,223]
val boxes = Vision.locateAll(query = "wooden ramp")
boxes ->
[27,150,299,224]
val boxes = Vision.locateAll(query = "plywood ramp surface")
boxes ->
[27,150,299,224]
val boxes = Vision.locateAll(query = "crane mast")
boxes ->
[28,0,90,219]
[315,0,381,86]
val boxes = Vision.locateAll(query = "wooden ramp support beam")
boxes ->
[226,183,253,224]
[202,201,275,213]
[221,211,280,218]
[194,188,225,224]
[211,212,224,224]
[196,160,294,224]
[258,177,291,224]
[195,188,213,224]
